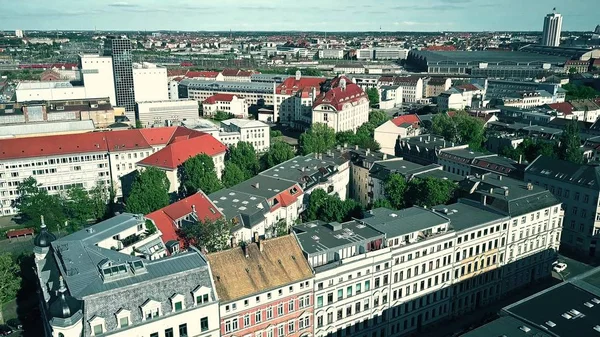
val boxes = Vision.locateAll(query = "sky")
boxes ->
[0,0,598,32]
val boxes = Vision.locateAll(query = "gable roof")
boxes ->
[203,93,237,104]
[275,76,325,95]
[137,133,226,170]
[206,235,313,302]
[547,102,575,115]
[186,71,219,79]
[146,191,223,248]
[313,82,367,111]
[391,114,420,127]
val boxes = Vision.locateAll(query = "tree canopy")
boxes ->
[212,111,235,121]
[501,138,556,163]
[14,177,66,232]
[178,217,232,253]
[227,142,260,179]
[222,162,246,188]
[0,253,21,323]
[367,87,380,108]
[431,111,485,149]
[334,110,389,151]
[299,123,336,155]
[178,154,223,197]
[261,141,296,169]
[126,167,171,214]
[563,83,600,100]
[382,174,457,209]
[384,174,408,209]
[305,189,363,223]
[557,119,583,164]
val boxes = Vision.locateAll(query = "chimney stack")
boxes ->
[258,238,264,252]
[253,231,259,243]
[192,204,197,214]
[254,182,260,189]
[383,153,387,160]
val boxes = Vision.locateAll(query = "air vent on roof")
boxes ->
[312,235,320,241]
[519,326,531,333]
[592,298,600,304]
[390,213,398,218]
[585,302,594,308]
[546,321,556,327]
[594,325,600,332]
[306,223,317,228]
[562,313,572,319]
[356,224,366,229]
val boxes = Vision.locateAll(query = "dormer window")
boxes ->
[140,299,161,321]
[89,316,106,336]
[192,286,211,306]
[115,309,131,329]
[171,294,185,312]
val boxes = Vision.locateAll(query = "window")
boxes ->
[278,303,284,316]
[93,324,103,335]
[288,300,294,312]
[347,286,353,297]
[365,280,371,291]
[151,333,158,337]
[165,328,174,337]
[267,307,273,320]
[278,325,284,337]
[338,289,343,300]
[174,301,183,312]
[289,320,295,333]
[317,296,323,308]
[356,283,362,294]
[256,311,262,323]
[179,323,187,337]
[119,316,129,328]
[244,314,250,327]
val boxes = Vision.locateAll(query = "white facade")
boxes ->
[312,98,369,133]
[502,92,554,109]
[379,86,403,110]
[16,82,87,102]
[334,65,366,74]
[396,78,424,103]
[356,49,374,60]
[374,121,421,156]
[373,48,409,60]
[15,29,24,38]
[80,54,117,106]
[132,62,169,102]
[168,81,179,100]
[319,49,344,59]
[542,12,563,47]
[110,148,158,199]
[202,95,249,118]
[136,99,199,128]
[220,119,271,152]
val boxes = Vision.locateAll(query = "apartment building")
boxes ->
[136,99,199,128]
[180,79,275,106]
[374,114,421,156]
[424,77,451,98]
[312,77,369,133]
[525,156,600,257]
[437,84,485,111]
[500,90,555,109]
[294,173,562,337]
[220,119,270,152]
[221,69,254,82]
[34,213,221,337]
[137,131,227,192]
[275,72,324,127]
[392,76,424,103]
[206,236,314,337]
[319,49,345,59]
[202,94,249,119]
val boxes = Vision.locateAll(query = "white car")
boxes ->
[553,262,567,273]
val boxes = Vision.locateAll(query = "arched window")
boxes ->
[58,333,65,337]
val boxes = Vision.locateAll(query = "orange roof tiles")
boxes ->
[203,93,236,104]
[391,114,420,127]
[137,133,226,170]
[313,81,367,111]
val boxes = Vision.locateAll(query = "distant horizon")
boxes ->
[0,0,597,32]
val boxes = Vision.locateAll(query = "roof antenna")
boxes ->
[40,215,46,229]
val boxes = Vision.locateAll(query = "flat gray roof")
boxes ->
[460,316,550,337]
[411,50,570,65]
[361,207,449,238]
[293,220,384,255]
[432,200,508,231]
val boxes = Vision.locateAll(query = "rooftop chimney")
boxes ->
[253,231,259,243]
[355,145,359,150]
[340,78,347,91]
[254,182,260,189]
[258,238,264,252]
[295,70,301,81]
[383,153,387,160]
[192,204,197,214]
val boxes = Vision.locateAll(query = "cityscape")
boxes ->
[1,4,600,337]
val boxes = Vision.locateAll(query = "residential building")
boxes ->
[206,236,314,337]
[168,80,179,100]
[104,37,135,113]
[312,76,369,133]
[425,77,451,98]
[202,94,249,119]
[79,54,117,106]
[548,100,600,123]
[136,99,199,128]
[395,134,467,166]
[137,131,227,192]
[375,114,421,155]
[373,48,409,60]
[394,76,424,103]
[346,147,395,207]
[220,119,270,152]
[34,213,221,337]
[275,72,325,127]
[349,75,381,91]
[525,156,600,257]
[186,71,224,82]
[379,85,403,110]
[485,79,566,104]
[132,62,169,103]
[542,11,563,47]
[437,84,485,111]
[333,64,366,74]
[146,191,223,254]
[499,90,555,109]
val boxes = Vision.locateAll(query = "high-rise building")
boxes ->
[104,37,136,114]
[15,29,23,38]
[79,54,116,106]
[542,10,563,47]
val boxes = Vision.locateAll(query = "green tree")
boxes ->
[406,177,456,207]
[272,220,288,237]
[384,174,408,209]
[557,119,583,164]
[367,87,380,108]
[563,83,600,100]
[144,219,157,235]
[299,123,336,155]
[179,217,232,253]
[501,138,557,163]
[305,188,362,223]
[368,109,389,128]
[568,67,577,74]
[353,124,381,151]
[178,154,223,197]
[126,167,171,214]
[336,130,355,146]
[261,141,296,169]
[222,162,246,187]
[89,181,110,221]
[14,177,66,232]
[0,253,21,324]
[306,188,329,221]
[135,119,143,128]
[64,186,94,233]
[227,142,260,179]
[431,111,485,149]
[372,199,393,209]
[213,110,235,121]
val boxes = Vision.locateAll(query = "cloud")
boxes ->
[238,6,277,10]
[108,2,139,7]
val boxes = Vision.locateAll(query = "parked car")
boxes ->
[553,262,567,273]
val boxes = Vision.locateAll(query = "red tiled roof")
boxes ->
[137,133,226,170]
[391,114,420,127]
[278,188,303,207]
[167,69,188,77]
[203,93,236,104]
[456,83,480,92]
[547,102,575,115]
[0,132,109,160]
[222,69,241,76]
[313,81,367,111]
[0,126,199,161]
[187,71,219,79]
[146,191,223,251]
[275,76,325,95]
[104,129,151,152]
[6,228,34,238]
[424,45,456,51]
